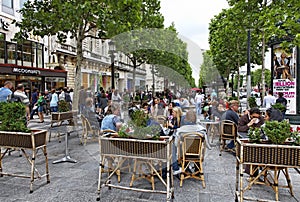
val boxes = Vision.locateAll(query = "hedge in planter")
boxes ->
[0,102,29,132]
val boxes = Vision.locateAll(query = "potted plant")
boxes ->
[51,100,75,123]
[264,120,292,144]
[0,102,49,193]
[118,110,161,140]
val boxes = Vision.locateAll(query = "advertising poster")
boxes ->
[272,45,297,114]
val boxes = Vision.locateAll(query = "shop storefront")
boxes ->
[0,64,67,91]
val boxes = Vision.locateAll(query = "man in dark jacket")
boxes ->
[238,107,265,138]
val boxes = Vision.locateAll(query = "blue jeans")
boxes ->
[162,141,180,178]
[51,106,58,112]
[196,102,202,115]
[227,140,235,149]
[172,143,180,171]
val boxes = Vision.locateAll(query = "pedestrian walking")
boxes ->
[0,81,13,102]
[263,90,276,109]
[195,90,203,116]
[30,88,39,119]
[49,89,58,112]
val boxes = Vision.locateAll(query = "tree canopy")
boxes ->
[14,0,169,109]
[208,0,300,99]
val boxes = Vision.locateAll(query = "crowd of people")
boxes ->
[0,81,290,176]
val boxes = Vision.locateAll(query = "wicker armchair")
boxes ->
[80,114,99,145]
[219,120,237,156]
[179,132,206,188]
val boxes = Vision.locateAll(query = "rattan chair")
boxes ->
[179,132,206,188]
[219,120,237,156]
[80,114,99,145]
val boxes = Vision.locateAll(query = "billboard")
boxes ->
[272,45,297,114]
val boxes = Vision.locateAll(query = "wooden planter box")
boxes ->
[0,129,50,193]
[236,138,300,202]
[51,111,75,122]
[0,129,47,149]
[97,136,174,201]
[236,139,300,166]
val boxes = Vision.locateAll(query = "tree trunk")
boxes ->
[152,64,155,96]
[132,57,137,97]
[72,26,84,111]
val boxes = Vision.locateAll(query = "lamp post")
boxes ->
[246,29,251,100]
[108,40,116,90]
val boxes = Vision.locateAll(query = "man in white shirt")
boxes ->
[13,84,30,121]
[195,91,204,115]
[263,90,276,109]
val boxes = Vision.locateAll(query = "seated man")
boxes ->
[100,103,122,132]
[221,100,239,150]
[238,107,265,138]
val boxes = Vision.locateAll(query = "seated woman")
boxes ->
[100,103,122,132]
[166,107,183,175]
[265,108,283,122]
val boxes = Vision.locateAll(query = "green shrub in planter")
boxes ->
[249,127,262,143]
[264,120,291,144]
[0,102,29,132]
[271,103,286,112]
[58,100,70,112]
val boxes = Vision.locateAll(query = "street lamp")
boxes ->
[246,29,251,100]
[108,40,116,90]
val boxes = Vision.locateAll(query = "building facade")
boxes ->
[0,0,67,91]
[0,0,147,94]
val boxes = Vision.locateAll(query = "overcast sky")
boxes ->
[160,0,229,82]
[160,0,229,50]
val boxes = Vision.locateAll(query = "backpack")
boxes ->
[9,92,22,103]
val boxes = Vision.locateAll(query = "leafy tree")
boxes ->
[227,0,300,99]
[114,24,194,94]
[199,51,219,88]
[251,68,271,88]
[14,0,164,110]
[209,7,261,98]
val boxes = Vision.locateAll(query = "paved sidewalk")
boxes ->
[0,115,299,202]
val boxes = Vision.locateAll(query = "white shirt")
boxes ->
[195,93,203,103]
[263,94,276,109]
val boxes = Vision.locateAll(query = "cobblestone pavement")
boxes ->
[0,114,299,202]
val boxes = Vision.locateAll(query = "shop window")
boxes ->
[2,0,14,15]
[0,34,5,64]
[22,41,33,66]
[82,73,88,89]
[6,42,16,64]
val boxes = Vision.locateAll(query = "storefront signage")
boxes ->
[0,18,9,31]
[12,68,41,75]
[45,77,65,82]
